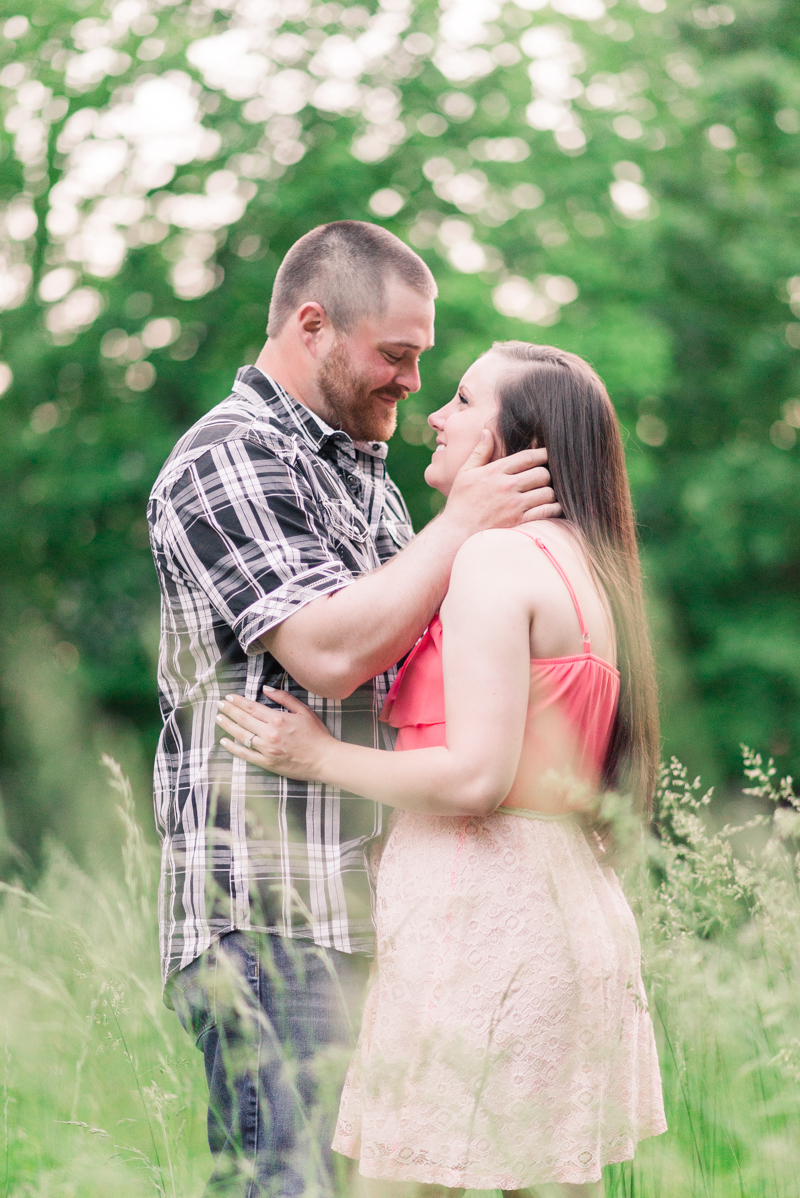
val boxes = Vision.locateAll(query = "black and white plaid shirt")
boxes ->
[148,366,413,985]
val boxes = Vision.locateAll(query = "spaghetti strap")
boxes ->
[507,528,592,654]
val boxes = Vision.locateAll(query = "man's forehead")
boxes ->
[370,300,436,350]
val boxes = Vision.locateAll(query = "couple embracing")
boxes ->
[148,220,666,1198]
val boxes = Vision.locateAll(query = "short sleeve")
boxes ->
[157,436,356,654]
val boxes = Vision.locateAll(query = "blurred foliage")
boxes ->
[1,0,799,868]
[4,754,800,1194]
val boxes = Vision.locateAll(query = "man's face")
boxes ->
[316,279,435,443]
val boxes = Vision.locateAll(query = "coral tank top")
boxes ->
[381,530,621,799]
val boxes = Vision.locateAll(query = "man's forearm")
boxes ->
[261,439,557,698]
[261,511,471,697]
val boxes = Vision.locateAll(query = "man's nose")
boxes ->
[395,359,421,394]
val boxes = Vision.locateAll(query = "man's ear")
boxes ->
[295,302,331,358]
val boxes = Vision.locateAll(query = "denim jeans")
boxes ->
[168,932,364,1198]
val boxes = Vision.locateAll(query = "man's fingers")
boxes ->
[519,502,562,523]
[514,469,553,495]
[500,446,548,474]
[521,484,556,507]
[464,427,494,466]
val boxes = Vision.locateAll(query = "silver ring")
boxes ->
[243,733,254,750]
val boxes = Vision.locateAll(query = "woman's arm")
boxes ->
[217,530,533,817]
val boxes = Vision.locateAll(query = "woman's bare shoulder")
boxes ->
[455,520,566,564]
[450,523,591,610]
[445,528,538,618]
[450,526,549,597]
[453,527,526,568]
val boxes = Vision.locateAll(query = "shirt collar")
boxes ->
[233,365,388,462]
[304,406,336,437]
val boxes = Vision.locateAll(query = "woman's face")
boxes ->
[424,352,506,495]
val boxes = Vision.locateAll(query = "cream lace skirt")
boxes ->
[332,808,666,1190]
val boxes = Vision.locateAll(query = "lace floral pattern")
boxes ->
[332,810,666,1190]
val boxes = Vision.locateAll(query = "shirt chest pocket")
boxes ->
[321,498,371,545]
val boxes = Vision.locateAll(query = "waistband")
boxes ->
[496,806,575,823]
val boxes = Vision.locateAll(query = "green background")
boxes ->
[1,0,799,875]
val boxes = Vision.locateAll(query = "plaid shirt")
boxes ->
[148,366,413,986]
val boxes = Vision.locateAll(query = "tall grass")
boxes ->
[607,751,800,1198]
[0,758,207,1198]
[1,751,799,1197]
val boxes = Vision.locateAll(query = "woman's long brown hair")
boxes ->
[492,341,659,816]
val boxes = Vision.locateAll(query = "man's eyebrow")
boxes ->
[379,340,435,352]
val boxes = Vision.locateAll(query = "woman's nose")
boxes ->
[428,406,445,431]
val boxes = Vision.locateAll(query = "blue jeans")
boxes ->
[168,932,363,1197]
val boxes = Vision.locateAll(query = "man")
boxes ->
[148,220,558,1196]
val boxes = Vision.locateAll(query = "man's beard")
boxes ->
[317,337,403,443]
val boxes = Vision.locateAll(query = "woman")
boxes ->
[215,342,667,1196]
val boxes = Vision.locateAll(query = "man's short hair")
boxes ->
[266,220,437,337]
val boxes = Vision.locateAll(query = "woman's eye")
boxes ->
[458,392,468,405]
